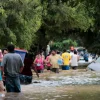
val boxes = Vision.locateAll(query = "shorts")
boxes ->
[51,68,59,73]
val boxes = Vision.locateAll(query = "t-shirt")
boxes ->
[71,54,79,66]
[35,57,44,70]
[2,53,24,77]
[49,54,62,68]
[21,58,33,76]
[70,52,74,57]
[46,56,52,67]
[62,52,71,65]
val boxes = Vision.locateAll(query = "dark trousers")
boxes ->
[72,66,77,70]
[20,74,32,84]
[51,68,59,73]
[5,76,21,93]
[37,70,43,73]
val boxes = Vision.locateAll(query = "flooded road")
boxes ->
[1,69,100,100]
[3,85,100,100]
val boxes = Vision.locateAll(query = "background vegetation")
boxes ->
[0,0,100,54]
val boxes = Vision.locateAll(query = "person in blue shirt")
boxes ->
[84,52,89,62]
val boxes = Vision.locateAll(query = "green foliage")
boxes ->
[50,39,78,51]
[41,0,99,54]
[0,0,42,49]
[77,0,100,54]
[40,0,94,42]
[0,0,99,54]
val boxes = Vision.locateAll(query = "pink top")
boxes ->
[46,56,52,67]
[35,57,44,70]
[0,52,3,59]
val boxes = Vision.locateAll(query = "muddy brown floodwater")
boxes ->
[1,69,100,100]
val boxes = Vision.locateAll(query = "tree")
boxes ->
[0,0,99,54]
[36,0,94,47]
[40,0,100,54]
[78,0,100,54]
[0,0,42,49]
[51,39,78,51]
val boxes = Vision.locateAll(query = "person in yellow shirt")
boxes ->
[62,49,71,67]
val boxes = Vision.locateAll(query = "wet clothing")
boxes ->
[5,76,21,92]
[71,54,79,66]
[51,68,59,73]
[84,53,89,62]
[21,58,33,76]
[62,65,70,70]
[49,54,61,68]
[20,74,32,84]
[46,56,52,70]
[46,56,52,67]
[2,53,23,77]
[71,54,79,70]
[20,58,33,84]
[72,66,77,70]
[62,52,71,65]
[34,57,44,70]
[2,53,23,92]
[47,67,51,70]
[37,70,43,73]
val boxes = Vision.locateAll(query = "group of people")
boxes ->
[33,49,79,74]
[0,44,80,94]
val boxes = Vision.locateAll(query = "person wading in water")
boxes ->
[2,44,24,92]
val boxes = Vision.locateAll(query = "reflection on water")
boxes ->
[3,93,26,100]
[2,90,100,100]
[2,93,73,100]
[0,85,100,100]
